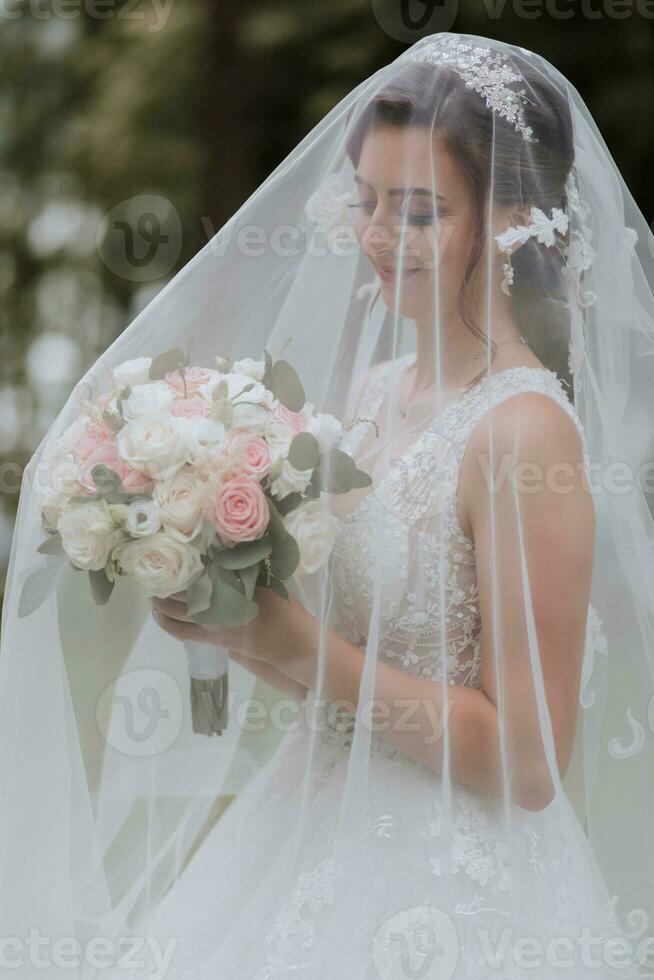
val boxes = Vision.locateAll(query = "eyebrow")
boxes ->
[353,173,446,200]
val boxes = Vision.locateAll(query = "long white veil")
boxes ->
[1,30,654,980]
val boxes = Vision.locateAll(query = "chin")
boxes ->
[378,276,435,321]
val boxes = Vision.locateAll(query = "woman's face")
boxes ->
[351,124,479,322]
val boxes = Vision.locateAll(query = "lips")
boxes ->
[375,263,422,282]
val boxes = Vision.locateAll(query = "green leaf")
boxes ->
[91,464,124,495]
[89,569,114,606]
[267,577,289,600]
[263,348,273,389]
[274,491,304,517]
[311,449,373,494]
[149,347,188,381]
[269,359,305,412]
[212,379,229,402]
[37,534,64,556]
[213,536,272,570]
[238,562,261,600]
[288,431,319,471]
[266,500,300,580]
[187,570,213,615]
[195,565,260,629]
[18,562,65,618]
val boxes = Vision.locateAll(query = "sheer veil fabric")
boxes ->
[2,31,654,980]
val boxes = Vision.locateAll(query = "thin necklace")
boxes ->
[398,336,528,418]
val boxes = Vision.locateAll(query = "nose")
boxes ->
[361,202,402,257]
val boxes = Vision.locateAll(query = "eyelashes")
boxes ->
[348,203,448,227]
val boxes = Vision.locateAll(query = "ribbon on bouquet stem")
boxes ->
[183,641,230,736]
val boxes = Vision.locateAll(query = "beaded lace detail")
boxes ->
[404,35,536,142]
[318,357,595,759]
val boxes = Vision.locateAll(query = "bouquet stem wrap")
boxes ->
[184,641,229,736]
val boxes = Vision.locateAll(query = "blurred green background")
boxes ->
[1,0,653,603]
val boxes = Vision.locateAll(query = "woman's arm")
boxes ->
[278,392,594,811]
[228,648,308,704]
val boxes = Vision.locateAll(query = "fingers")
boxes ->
[150,595,193,622]
[152,608,207,642]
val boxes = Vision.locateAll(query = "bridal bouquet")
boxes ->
[22,345,372,734]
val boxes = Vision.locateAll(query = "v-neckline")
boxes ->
[339,360,557,526]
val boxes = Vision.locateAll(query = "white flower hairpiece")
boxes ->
[405,35,537,143]
[495,206,569,296]
[303,173,357,254]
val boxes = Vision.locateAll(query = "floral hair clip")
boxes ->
[495,206,569,295]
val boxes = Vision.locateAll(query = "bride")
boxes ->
[2,32,653,980]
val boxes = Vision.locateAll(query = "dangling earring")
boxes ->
[500,247,514,296]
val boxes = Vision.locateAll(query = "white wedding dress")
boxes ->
[120,357,626,980]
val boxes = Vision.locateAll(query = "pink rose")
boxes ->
[206,475,270,546]
[164,367,217,395]
[170,396,210,419]
[77,441,154,495]
[272,403,307,436]
[74,421,114,465]
[226,432,272,479]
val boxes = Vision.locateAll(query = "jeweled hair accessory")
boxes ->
[495,205,569,295]
[405,35,537,143]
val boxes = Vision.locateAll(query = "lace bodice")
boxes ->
[328,355,591,692]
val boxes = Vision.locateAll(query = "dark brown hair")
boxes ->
[345,59,574,384]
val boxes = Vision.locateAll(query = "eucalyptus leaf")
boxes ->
[213,536,272,570]
[89,569,114,606]
[187,570,213,616]
[311,449,373,494]
[263,348,273,389]
[195,565,260,629]
[212,379,229,402]
[275,491,303,517]
[267,577,289,601]
[18,562,65,618]
[269,360,305,412]
[149,347,188,381]
[91,464,124,495]
[288,432,320,471]
[238,562,261,600]
[37,534,64,556]
[266,500,300,580]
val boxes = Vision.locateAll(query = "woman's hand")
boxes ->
[150,585,314,674]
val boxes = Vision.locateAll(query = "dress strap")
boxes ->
[443,366,590,478]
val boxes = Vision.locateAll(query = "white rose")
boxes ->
[270,458,314,499]
[306,412,343,453]
[232,357,265,381]
[41,490,68,532]
[214,356,230,372]
[232,389,274,428]
[58,502,122,571]
[122,382,174,421]
[119,531,204,598]
[122,499,162,537]
[260,419,294,465]
[184,417,227,463]
[284,501,339,575]
[48,453,82,496]
[154,470,206,542]
[112,356,152,388]
[117,414,188,481]
[219,373,274,428]
[54,416,88,455]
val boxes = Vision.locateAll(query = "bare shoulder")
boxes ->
[458,388,591,540]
